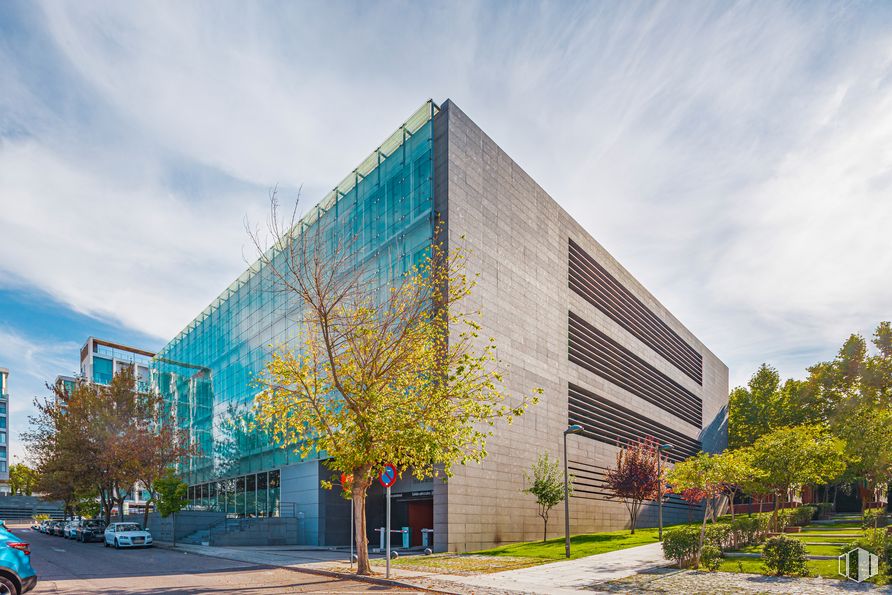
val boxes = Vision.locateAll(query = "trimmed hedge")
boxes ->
[662,526,701,569]
[729,515,771,548]
[762,536,808,576]
[863,507,889,529]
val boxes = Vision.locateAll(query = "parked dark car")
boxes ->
[75,520,107,543]
[51,522,65,537]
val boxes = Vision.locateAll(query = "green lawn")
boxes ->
[717,557,840,579]
[472,527,661,560]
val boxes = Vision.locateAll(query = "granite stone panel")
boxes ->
[435,100,728,552]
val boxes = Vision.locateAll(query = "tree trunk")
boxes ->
[543,517,547,543]
[697,497,711,565]
[142,499,150,531]
[729,492,736,522]
[352,481,371,575]
[173,512,177,547]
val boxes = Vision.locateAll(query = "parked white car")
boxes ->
[104,522,153,549]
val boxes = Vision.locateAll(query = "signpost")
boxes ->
[341,473,354,568]
[379,464,397,578]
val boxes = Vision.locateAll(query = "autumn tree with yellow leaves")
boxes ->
[251,196,537,575]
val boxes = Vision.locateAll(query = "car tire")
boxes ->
[114,539,120,550]
[104,539,109,548]
[0,575,18,595]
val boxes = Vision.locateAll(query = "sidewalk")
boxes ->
[159,540,669,594]
[418,542,668,595]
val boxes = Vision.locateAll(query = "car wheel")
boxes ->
[104,539,109,548]
[0,575,18,595]
[114,539,120,550]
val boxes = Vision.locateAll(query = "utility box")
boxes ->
[421,528,433,548]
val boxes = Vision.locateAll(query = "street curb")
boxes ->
[153,542,455,594]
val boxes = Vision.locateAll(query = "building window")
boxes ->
[93,356,113,385]
[0,447,7,460]
[0,462,6,473]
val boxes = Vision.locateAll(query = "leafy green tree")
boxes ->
[8,464,39,496]
[74,489,101,518]
[715,448,764,521]
[728,365,813,448]
[522,453,570,542]
[749,425,847,530]
[666,452,726,562]
[802,323,892,512]
[155,468,189,546]
[250,206,538,575]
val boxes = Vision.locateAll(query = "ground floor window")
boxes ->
[188,469,280,517]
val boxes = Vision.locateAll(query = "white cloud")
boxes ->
[1,0,891,395]
[0,139,269,340]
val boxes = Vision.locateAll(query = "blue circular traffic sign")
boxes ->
[379,464,397,488]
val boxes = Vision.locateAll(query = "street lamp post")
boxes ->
[563,424,584,558]
[658,443,673,541]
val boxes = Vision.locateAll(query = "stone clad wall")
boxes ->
[435,100,729,552]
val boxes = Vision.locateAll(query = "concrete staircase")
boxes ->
[180,528,211,545]
[180,517,300,546]
[0,495,64,521]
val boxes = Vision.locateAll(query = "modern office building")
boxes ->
[153,100,728,551]
[0,368,10,495]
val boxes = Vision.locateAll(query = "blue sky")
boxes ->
[2,1,892,462]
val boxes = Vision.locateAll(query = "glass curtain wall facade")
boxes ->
[152,102,437,515]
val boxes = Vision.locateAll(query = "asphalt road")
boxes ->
[13,526,413,594]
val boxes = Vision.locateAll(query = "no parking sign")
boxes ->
[379,464,397,488]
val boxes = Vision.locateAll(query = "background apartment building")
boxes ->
[150,100,729,551]
[56,338,157,514]
[0,368,9,495]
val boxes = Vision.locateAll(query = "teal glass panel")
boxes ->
[93,356,113,384]
[257,472,268,517]
[246,474,256,516]
[151,102,437,496]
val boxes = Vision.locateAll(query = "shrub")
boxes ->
[843,531,891,585]
[700,544,722,572]
[816,502,833,519]
[730,516,764,548]
[792,506,817,526]
[863,507,889,529]
[662,526,701,569]
[704,524,732,551]
[762,536,808,576]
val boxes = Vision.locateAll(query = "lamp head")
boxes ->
[565,424,584,435]
[659,443,674,451]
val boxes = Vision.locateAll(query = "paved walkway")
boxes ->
[163,541,669,595]
[420,543,667,595]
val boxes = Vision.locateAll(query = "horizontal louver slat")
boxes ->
[568,311,702,427]
[568,239,703,385]
[567,382,701,462]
